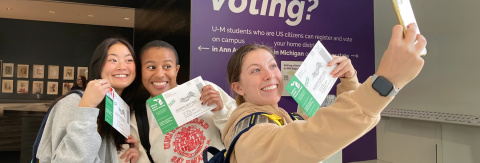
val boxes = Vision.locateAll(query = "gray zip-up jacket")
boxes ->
[37,93,119,163]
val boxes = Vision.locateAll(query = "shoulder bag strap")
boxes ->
[135,102,154,162]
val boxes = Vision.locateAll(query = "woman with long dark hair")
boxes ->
[36,38,141,163]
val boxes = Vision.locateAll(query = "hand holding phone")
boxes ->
[392,0,427,55]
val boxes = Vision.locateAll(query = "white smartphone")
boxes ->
[392,0,427,55]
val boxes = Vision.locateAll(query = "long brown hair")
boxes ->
[89,37,140,151]
[226,44,275,105]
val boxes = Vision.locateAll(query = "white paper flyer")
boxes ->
[105,88,130,138]
[285,41,338,117]
[146,76,215,134]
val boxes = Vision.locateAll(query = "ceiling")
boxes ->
[0,0,135,28]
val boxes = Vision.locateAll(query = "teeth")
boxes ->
[114,74,127,77]
[262,85,277,91]
[153,82,167,86]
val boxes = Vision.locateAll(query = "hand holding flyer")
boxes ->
[105,88,130,138]
[147,76,215,134]
[285,41,338,117]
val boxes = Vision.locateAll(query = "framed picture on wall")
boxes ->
[32,81,44,94]
[2,79,13,93]
[77,67,88,80]
[47,81,58,95]
[17,64,29,78]
[3,63,14,77]
[48,65,59,79]
[62,82,73,95]
[63,66,74,80]
[33,64,45,79]
[17,80,29,94]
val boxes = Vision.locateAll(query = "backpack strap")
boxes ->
[134,102,154,163]
[203,112,298,163]
[227,112,306,162]
[231,112,284,139]
[32,90,83,163]
[202,112,269,163]
[289,112,305,120]
[223,124,254,163]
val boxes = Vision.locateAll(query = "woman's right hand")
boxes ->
[376,23,426,89]
[78,79,111,108]
[120,135,140,163]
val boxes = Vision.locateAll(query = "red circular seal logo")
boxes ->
[172,125,206,158]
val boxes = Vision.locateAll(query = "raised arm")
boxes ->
[224,24,426,163]
[201,81,237,132]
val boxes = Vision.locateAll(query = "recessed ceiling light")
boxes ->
[6,8,13,11]
[88,14,94,17]
[124,18,130,20]
[48,11,55,14]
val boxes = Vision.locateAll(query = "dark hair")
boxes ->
[138,40,179,65]
[89,37,140,151]
[227,44,275,105]
[73,76,87,88]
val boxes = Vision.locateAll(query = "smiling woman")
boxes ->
[99,43,136,95]
[222,25,426,162]
[0,1,137,162]
[35,38,141,163]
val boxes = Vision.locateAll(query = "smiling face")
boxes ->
[100,43,136,94]
[141,47,180,97]
[231,49,283,106]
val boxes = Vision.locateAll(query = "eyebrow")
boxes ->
[246,58,275,69]
[108,53,132,57]
[144,60,174,64]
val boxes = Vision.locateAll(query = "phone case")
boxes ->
[392,0,427,55]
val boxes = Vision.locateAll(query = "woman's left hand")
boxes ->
[200,85,224,112]
[328,55,356,78]
[120,135,139,163]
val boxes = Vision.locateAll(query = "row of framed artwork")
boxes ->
[1,80,74,95]
[1,61,88,80]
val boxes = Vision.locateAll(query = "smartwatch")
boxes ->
[372,74,399,97]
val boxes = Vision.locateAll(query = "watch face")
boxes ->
[373,76,394,96]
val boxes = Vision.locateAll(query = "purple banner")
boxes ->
[191,0,375,162]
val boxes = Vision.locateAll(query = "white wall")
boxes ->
[374,0,480,162]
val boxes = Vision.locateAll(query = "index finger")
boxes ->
[126,136,138,146]
[328,56,347,66]
[202,85,214,92]
[390,25,404,45]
